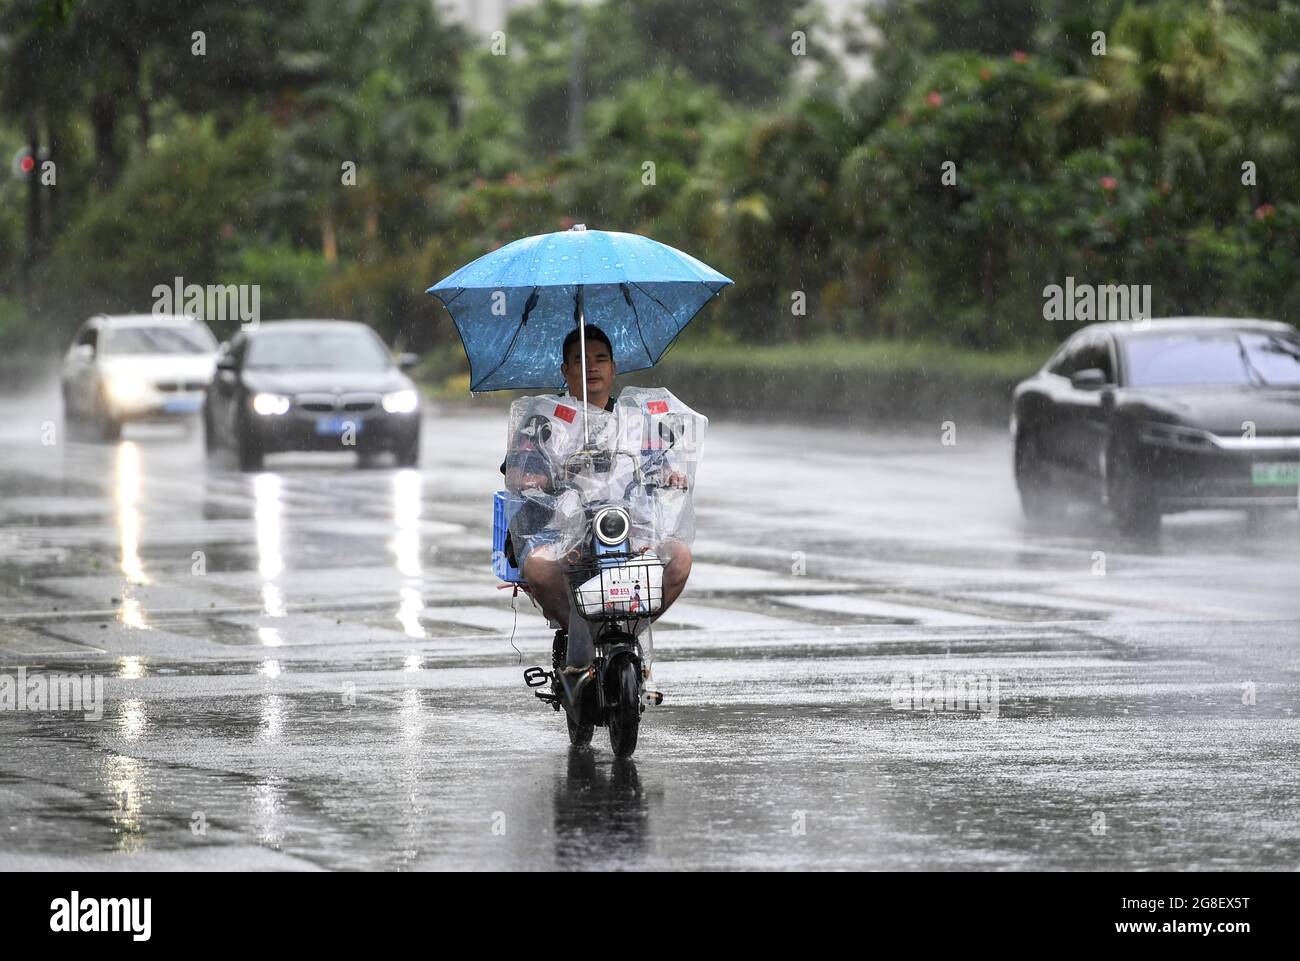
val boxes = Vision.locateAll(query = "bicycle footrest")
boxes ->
[523,666,553,688]
[533,690,560,710]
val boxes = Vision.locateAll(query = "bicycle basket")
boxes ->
[568,552,664,619]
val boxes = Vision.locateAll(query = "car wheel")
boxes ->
[1014,428,1064,523]
[235,415,263,471]
[61,388,84,442]
[202,406,218,456]
[1107,438,1160,536]
[394,434,420,468]
[90,386,121,443]
[98,412,122,443]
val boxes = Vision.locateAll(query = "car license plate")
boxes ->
[163,397,202,414]
[1251,462,1300,487]
[315,416,360,436]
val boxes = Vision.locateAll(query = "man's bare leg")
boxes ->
[522,553,570,630]
[654,540,692,620]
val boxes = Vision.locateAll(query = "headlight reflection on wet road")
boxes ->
[254,473,284,581]
[116,697,148,742]
[114,442,147,584]
[116,655,145,680]
[392,469,423,577]
[114,441,150,630]
[252,777,286,849]
[262,583,285,618]
[102,753,148,855]
[254,473,285,647]
[258,692,285,743]
[392,469,426,638]
[397,587,425,639]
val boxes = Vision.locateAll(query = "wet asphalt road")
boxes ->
[1,380,1298,871]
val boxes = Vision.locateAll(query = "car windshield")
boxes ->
[1124,331,1300,387]
[245,329,391,370]
[1240,333,1300,386]
[101,325,215,355]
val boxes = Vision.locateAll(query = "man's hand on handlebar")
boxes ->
[665,470,689,490]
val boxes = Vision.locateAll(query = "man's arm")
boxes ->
[642,449,688,490]
[503,450,553,494]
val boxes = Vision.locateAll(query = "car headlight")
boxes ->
[1137,421,1218,450]
[105,374,149,404]
[252,393,291,416]
[382,389,419,414]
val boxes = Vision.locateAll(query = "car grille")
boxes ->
[295,392,381,413]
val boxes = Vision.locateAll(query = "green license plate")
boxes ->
[1251,462,1300,487]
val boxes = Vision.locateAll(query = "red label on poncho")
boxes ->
[554,404,576,423]
[646,401,669,414]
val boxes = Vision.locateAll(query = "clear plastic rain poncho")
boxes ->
[503,386,707,568]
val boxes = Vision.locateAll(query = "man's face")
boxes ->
[562,338,615,404]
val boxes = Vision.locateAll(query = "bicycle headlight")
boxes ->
[594,507,630,546]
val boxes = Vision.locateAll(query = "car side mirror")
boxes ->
[397,352,420,371]
[71,344,94,361]
[1070,368,1108,391]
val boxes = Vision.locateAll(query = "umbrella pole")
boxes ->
[577,287,589,446]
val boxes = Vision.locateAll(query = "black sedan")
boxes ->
[1012,318,1300,534]
[204,320,422,471]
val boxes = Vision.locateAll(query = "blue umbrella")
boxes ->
[427,226,732,410]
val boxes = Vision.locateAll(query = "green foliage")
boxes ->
[658,334,1041,380]
[2,0,1299,360]
[0,294,24,341]
[37,116,272,327]
[216,243,331,335]
[475,0,811,156]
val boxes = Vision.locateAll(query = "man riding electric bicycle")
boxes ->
[429,224,728,757]
[500,325,694,677]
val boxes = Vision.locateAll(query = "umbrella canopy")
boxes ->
[427,226,732,392]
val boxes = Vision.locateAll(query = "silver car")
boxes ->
[61,314,219,441]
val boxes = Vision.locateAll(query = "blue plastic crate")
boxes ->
[492,491,526,583]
